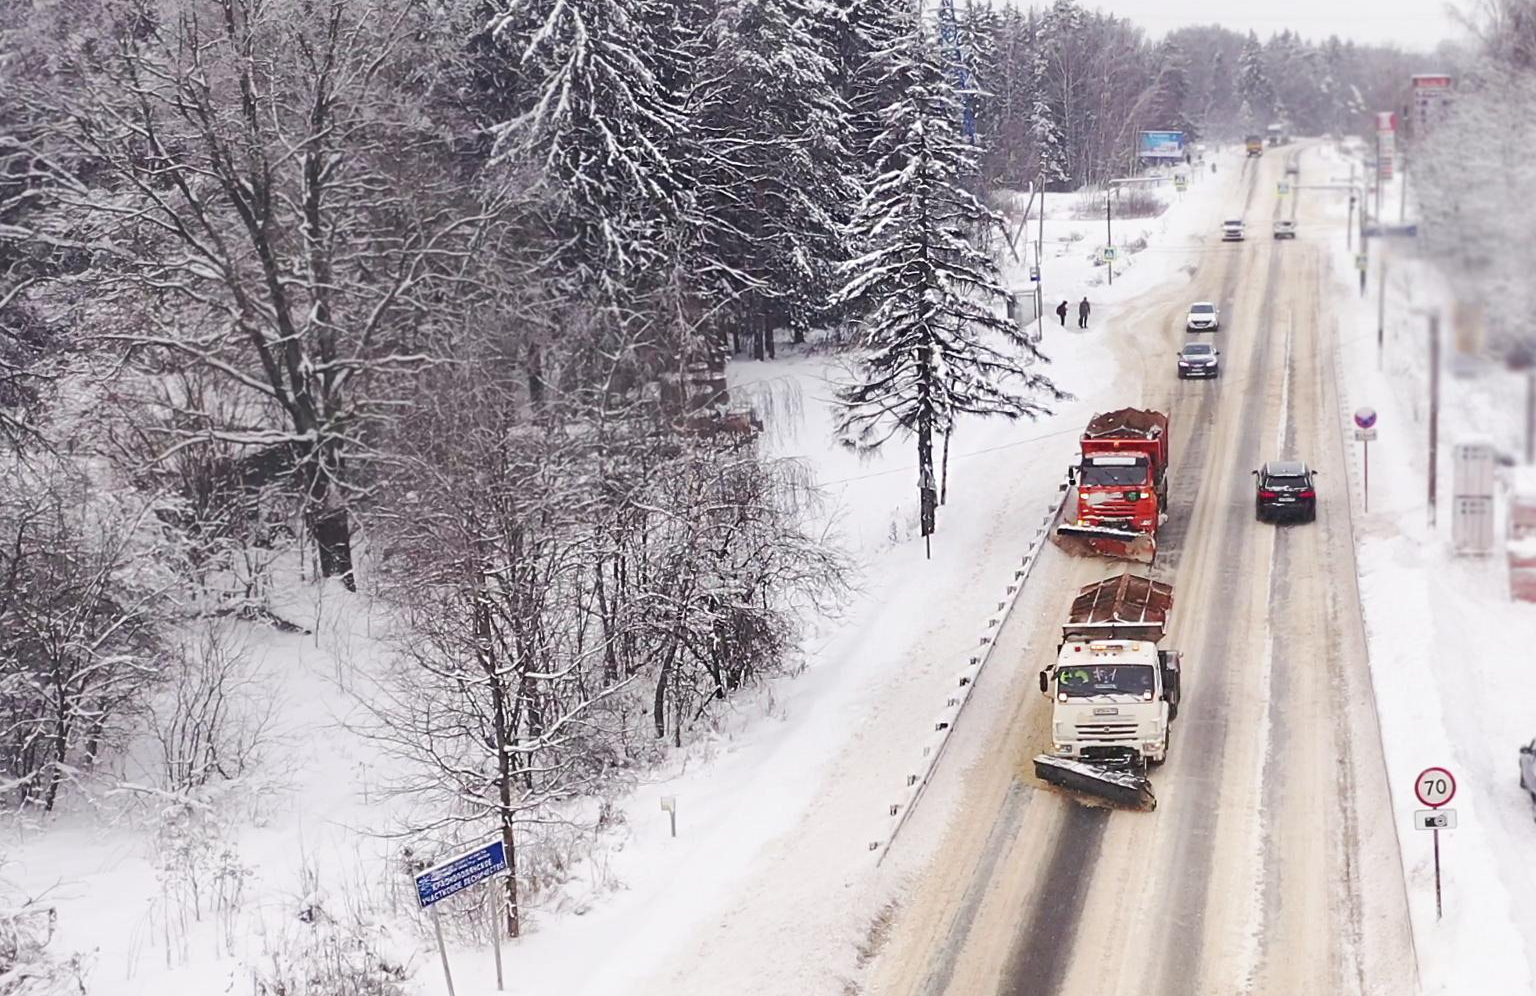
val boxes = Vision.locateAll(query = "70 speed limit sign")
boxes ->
[1415,766,1457,808]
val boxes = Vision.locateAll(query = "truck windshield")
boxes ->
[1079,464,1149,487]
[1056,664,1155,698]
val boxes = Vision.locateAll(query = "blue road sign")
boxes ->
[415,839,508,909]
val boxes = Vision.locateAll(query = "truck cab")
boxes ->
[1041,640,1181,764]
[1073,454,1158,534]
[1037,574,1181,768]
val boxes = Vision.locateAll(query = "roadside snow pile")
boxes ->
[1321,141,1536,996]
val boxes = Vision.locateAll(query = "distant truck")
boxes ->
[1266,123,1284,147]
[1245,135,1264,156]
[1034,573,1182,810]
[1054,408,1170,564]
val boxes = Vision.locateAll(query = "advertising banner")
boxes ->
[1138,131,1185,160]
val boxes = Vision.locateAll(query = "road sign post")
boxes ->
[414,839,512,994]
[1413,766,1456,921]
[1354,408,1378,512]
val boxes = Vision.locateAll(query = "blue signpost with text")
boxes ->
[415,839,509,995]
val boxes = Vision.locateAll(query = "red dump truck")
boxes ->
[1054,408,1170,564]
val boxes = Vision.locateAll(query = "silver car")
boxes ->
[1185,301,1220,331]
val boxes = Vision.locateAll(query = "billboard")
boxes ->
[1138,131,1186,160]
[1411,74,1454,136]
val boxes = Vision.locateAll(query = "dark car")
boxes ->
[1253,460,1318,522]
[1177,342,1220,379]
[1521,740,1536,805]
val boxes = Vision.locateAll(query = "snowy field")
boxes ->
[3,155,1249,996]
[1318,142,1536,996]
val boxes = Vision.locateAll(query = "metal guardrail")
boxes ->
[870,473,1074,863]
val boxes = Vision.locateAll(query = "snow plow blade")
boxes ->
[1033,754,1156,811]
[1052,524,1157,565]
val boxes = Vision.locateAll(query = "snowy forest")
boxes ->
[1414,0,1536,359]
[0,0,1435,984]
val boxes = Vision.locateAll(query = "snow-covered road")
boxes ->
[868,143,1416,996]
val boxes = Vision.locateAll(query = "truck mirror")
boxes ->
[1038,670,1048,695]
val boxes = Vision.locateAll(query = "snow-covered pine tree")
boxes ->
[955,0,1001,148]
[827,0,909,175]
[1238,30,1274,127]
[488,0,689,304]
[1029,12,1069,187]
[984,5,1031,184]
[1203,48,1232,135]
[836,6,1064,548]
[1150,39,1195,139]
[691,0,859,355]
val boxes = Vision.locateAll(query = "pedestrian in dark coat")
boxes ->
[1078,297,1091,328]
[1056,300,1069,326]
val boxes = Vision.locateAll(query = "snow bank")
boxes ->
[1319,140,1536,996]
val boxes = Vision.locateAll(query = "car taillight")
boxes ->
[1259,490,1277,498]
[1299,489,1316,499]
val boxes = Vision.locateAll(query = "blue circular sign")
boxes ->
[1354,407,1378,430]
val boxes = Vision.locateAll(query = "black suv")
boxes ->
[1253,461,1317,522]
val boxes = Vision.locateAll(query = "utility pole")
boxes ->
[1428,313,1441,529]
[1347,162,1356,250]
[1036,177,1046,343]
[1527,368,1535,464]
[1105,187,1114,286]
[1382,129,1394,221]
[1377,256,1388,369]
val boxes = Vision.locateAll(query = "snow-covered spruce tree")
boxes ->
[486,0,689,305]
[1238,30,1274,127]
[947,0,999,155]
[1150,39,1195,139]
[826,0,911,177]
[982,6,1033,184]
[836,8,1065,548]
[1028,5,1070,186]
[690,0,859,356]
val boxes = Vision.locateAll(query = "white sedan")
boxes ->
[1185,301,1220,332]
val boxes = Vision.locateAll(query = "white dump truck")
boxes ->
[1033,573,1182,809]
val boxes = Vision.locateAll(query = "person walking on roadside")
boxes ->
[1078,297,1091,329]
[1055,300,1068,327]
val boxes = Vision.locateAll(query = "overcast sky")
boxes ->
[1073,0,1472,51]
